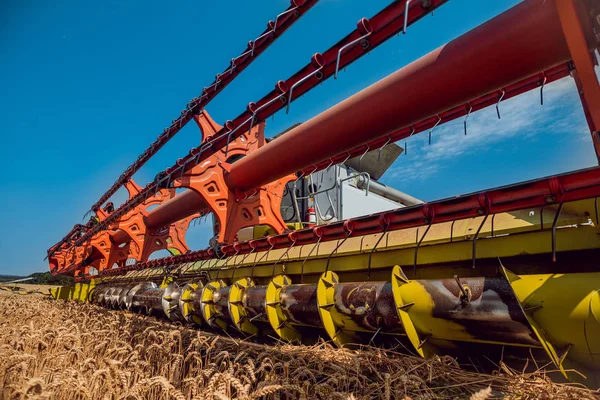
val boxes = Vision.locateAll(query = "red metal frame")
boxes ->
[52,183,199,275]
[555,0,600,162]
[170,112,296,244]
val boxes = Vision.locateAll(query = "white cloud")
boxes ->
[384,75,590,184]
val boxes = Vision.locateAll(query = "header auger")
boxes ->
[49,0,600,387]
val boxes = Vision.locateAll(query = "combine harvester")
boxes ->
[48,0,600,386]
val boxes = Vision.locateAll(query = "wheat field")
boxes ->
[0,291,598,400]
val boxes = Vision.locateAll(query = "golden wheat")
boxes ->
[0,291,598,399]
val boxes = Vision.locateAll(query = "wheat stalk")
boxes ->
[0,290,598,400]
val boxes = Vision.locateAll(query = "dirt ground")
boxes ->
[0,291,598,399]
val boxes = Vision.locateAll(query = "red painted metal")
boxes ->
[172,113,296,243]
[110,229,131,245]
[55,186,199,275]
[226,0,572,192]
[144,111,296,243]
[144,190,208,230]
[57,0,450,254]
[100,166,600,277]
[555,0,600,162]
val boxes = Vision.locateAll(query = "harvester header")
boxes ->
[48,0,600,387]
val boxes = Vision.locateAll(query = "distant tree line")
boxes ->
[28,272,74,285]
[0,272,74,285]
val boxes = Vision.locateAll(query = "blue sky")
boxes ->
[1,0,597,275]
